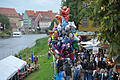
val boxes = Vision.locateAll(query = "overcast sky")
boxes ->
[0,0,61,14]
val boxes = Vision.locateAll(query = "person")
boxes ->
[98,58,107,69]
[95,55,99,65]
[88,59,94,80]
[48,51,51,60]
[59,67,66,80]
[73,63,80,80]
[34,55,38,65]
[64,60,72,80]
[92,66,99,79]
[112,70,119,80]
[98,69,106,80]
[81,59,88,80]
[104,69,108,80]
[57,60,63,74]
[86,50,90,61]
[77,61,82,71]
[91,58,96,70]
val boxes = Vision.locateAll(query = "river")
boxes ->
[0,34,48,60]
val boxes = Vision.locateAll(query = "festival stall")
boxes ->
[1,56,27,70]
[76,31,95,41]
[0,56,27,80]
[81,38,100,48]
[0,61,18,80]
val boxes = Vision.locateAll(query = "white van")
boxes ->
[12,32,22,37]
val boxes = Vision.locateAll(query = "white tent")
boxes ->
[0,56,27,80]
[0,60,18,80]
[81,38,100,46]
[1,56,27,70]
[83,45,94,49]
[81,38,100,45]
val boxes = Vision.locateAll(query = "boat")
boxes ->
[12,32,22,37]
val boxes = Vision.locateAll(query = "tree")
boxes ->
[49,19,58,30]
[82,0,120,63]
[0,14,10,30]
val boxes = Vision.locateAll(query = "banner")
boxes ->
[76,32,95,36]
[93,47,99,54]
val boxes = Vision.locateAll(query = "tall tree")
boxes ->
[0,14,10,30]
[83,0,120,63]
[49,19,58,30]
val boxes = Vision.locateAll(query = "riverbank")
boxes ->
[17,37,54,80]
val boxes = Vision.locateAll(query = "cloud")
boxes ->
[0,0,61,13]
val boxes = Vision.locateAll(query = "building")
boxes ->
[0,7,22,32]
[34,10,57,31]
[22,10,57,32]
[23,10,34,28]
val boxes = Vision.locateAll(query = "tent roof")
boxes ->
[0,60,18,80]
[81,38,100,49]
[0,56,27,80]
[81,38,100,45]
[1,56,27,70]
[83,45,101,50]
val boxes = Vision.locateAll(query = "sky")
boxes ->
[0,0,61,14]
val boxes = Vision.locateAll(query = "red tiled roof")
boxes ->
[18,13,23,19]
[24,10,57,23]
[35,10,57,21]
[0,7,19,17]
[26,10,35,17]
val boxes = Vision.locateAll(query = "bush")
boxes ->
[4,29,11,35]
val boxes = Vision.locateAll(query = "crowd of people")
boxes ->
[56,48,120,80]
[47,6,120,80]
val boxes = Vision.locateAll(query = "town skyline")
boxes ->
[0,0,61,14]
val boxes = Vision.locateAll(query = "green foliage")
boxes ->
[49,19,58,30]
[0,32,6,37]
[4,29,11,35]
[82,0,120,63]
[0,30,11,37]
[0,14,10,30]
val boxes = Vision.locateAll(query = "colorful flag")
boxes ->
[31,54,34,63]
[19,56,22,59]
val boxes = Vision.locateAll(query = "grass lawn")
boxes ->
[17,37,54,80]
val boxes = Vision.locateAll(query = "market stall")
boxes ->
[0,56,27,80]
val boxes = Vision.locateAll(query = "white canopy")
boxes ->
[0,62,18,80]
[1,56,27,70]
[81,38,100,45]
[81,38,100,50]
[0,56,27,80]
[81,39,100,46]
